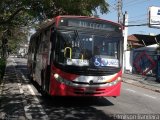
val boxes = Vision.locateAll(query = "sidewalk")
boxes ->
[0,58,26,120]
[123,73,160,93]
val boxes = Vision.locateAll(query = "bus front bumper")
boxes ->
[49,78,121,97]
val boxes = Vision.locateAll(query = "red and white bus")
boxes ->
[27,16,123,97]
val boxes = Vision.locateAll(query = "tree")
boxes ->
[7,27,29,53]
[0,0,109,57]
[0,0,32,57]
[0,0,109,25]
[26,0,109,21]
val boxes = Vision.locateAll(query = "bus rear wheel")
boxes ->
[41,69,49,96]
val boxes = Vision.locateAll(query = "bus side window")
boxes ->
[50,28,57,62]
[44,30,50,52]
[50,28,56,50]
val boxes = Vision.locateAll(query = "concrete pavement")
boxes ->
[1,57,160,119]
[0,58,26,119]
[0,57,49,120]
[123,73,160,93]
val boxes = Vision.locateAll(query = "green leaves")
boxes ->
[0,0,109,56]
[0,58,6,79]
[0,0,109,26]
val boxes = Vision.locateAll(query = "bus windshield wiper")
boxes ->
[74,30,84,51]
[74,30,79,41]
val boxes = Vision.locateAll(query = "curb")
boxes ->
[0,82,4,95]
[0,61,8,95]
[123,80,160,93]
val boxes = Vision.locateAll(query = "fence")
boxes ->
[124,44,159,76]
[132,50,157,76]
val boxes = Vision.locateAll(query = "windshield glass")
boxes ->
[55,30,120,68]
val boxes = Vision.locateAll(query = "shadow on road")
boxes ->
[20,62,119,120]
[0,59,121,120]
[0,65,26,119]
[40,96,116,120]
[43,96,114,107]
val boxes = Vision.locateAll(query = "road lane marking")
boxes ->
[21,73,49,120]
[124,88,157,100]
[17,81,32,120]
[125,89,136,93]
[12,58,49,120]
[18,83,23,94]
[27,85,49,118]
[13,60,32,120]
[143,94,156,99]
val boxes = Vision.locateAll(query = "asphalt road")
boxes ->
[1,57,160,120]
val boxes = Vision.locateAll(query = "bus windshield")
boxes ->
[55,30,120,68]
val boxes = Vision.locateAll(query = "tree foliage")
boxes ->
[37,0,109,20]
[0,0,109,25]
[0,0,109,56]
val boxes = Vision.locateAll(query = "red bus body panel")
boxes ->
[49,79,121,96]
[49,65,122,97]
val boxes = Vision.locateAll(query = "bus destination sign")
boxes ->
[59,18,121,32]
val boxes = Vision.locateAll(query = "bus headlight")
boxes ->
[108,77,122,86]
[117,76,122,81]
[53,73,72,86]
[54,73,59,79]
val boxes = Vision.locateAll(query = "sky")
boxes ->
[98,0,160,35]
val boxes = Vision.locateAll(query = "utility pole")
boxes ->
[117,0,123,24]
[123,11,128,52]
[123,11,128,73]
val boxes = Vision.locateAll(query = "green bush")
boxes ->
[0,58,6,80]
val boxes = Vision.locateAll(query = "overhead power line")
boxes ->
[125,0,141,5]
[129,18,147,23]
[108,1,118,13]
[125,23,160,27]
[108,3,117,11]
[129,13,147,20]
[126,23,148,27]
[124,0,151,8]
[125,0,143,6]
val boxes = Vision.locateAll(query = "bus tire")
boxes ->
[28,68,33,82]
[41,69,45,90]
[41,69,49,96]
[45,65,51,93]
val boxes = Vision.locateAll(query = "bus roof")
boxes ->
[31,15,122,39]
[55,15,122,27]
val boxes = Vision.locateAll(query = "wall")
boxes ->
[124,44,158,76]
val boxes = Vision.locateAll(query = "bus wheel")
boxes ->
[41,70,45,90]
[41,70,48,96]
[28,69,33,82]
[45,65,51,93]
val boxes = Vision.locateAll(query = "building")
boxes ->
[127,34,160,50]
[18,44,28,57]
[125,34,160,75]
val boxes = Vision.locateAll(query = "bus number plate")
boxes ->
[85,88,96,93]
[97,77,104,82]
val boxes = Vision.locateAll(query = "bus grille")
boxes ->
[74,88,106,95]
